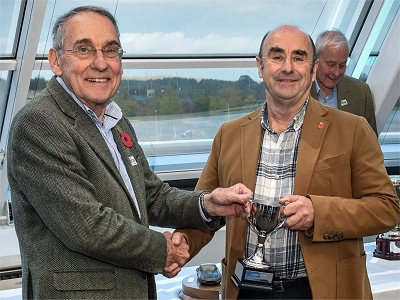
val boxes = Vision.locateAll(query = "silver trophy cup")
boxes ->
[232,197,287,292]
[243,198,287,268]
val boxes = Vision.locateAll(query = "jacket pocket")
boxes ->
[53,269,115,291]
[314,152,347,173]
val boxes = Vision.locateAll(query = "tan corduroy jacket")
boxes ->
[178,97,399,299]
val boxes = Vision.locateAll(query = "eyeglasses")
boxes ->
[60,45,125,60]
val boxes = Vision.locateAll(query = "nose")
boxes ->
[333,65,340,76]
[91,50,108,71]
[281,57,293,73]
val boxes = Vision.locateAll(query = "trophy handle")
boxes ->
[271,210,287,234]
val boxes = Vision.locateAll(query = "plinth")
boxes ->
[179,273,220,300]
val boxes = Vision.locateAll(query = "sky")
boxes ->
[1,0,362,81]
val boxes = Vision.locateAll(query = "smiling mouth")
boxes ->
[88,78,108,82]
[278,79,297,83]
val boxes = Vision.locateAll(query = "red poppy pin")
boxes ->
[120,131,133,148]
[317,122,324,129]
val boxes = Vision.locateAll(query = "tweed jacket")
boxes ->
[7,76,215,299]
[311,75,378,135]
[178,97,399,299]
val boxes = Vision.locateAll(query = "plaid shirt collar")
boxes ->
[260,98,309,134]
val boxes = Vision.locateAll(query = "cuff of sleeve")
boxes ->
[199,191,220,222]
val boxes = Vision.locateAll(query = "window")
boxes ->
[0,1,399,223]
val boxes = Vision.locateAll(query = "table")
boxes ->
[364,242,400,300]
[1,243,399,299]
[155,242,400,300]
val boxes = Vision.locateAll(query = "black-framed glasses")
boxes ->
[60,45,125,60]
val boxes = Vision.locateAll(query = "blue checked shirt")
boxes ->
[245,100,308,279]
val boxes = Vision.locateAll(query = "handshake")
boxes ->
[162,183,253,278]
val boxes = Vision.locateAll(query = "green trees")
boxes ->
[29,75,264,118]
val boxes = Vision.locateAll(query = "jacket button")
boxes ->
[338,234,344,239]
[324,234,329,239]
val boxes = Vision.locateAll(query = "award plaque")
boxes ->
[232,198,287,292]
[373,176,400,260]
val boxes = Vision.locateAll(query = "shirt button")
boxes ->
[278,144,283,150]
[267,237,272,243]
[274,175,279,180]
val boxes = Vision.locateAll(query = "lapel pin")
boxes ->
[128,156,137,166]
[318,122,324,129]
[341,99,348,106]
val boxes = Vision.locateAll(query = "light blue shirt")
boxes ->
[315,81,338,109]
[56,77,141,218]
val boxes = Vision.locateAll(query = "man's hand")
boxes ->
[279,195,314,231]
[163,232,190,278]
[202,183,253,217]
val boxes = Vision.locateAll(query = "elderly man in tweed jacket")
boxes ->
[7,6,251,299]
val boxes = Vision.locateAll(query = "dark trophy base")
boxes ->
[373,235,400,260]
[231,259,275,292]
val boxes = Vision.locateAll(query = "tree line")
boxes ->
[29,75,266,117]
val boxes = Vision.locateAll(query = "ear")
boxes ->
[255,56,263,78]
[48,48,62,76]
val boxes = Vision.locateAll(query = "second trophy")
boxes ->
[232,197,287,292]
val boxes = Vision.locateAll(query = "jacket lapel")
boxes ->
[295,98,330,195]
[337,78,350,112]
[111,124,146,223]
[47,77,141,218]
[240,108,263,191]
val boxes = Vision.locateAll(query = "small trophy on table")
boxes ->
[373,176,400,260]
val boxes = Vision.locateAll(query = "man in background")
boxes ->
[311,29,378,136]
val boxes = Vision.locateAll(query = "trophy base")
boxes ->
[231,259,275,292]
[373,235,400,260]
[179,273,220,300]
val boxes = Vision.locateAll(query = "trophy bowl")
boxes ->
[373,176,400,260]
[243,200,286,268]
[231,197,287,292]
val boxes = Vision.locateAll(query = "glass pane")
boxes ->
[0,71,12,132]
[0,0,23,56]
[37,0,363,56]
[379,99,400,174]
[30,68,262,172]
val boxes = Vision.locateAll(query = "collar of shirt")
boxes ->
[260,99,308,134]
[315,80,338,108]
[56,76,122,129]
